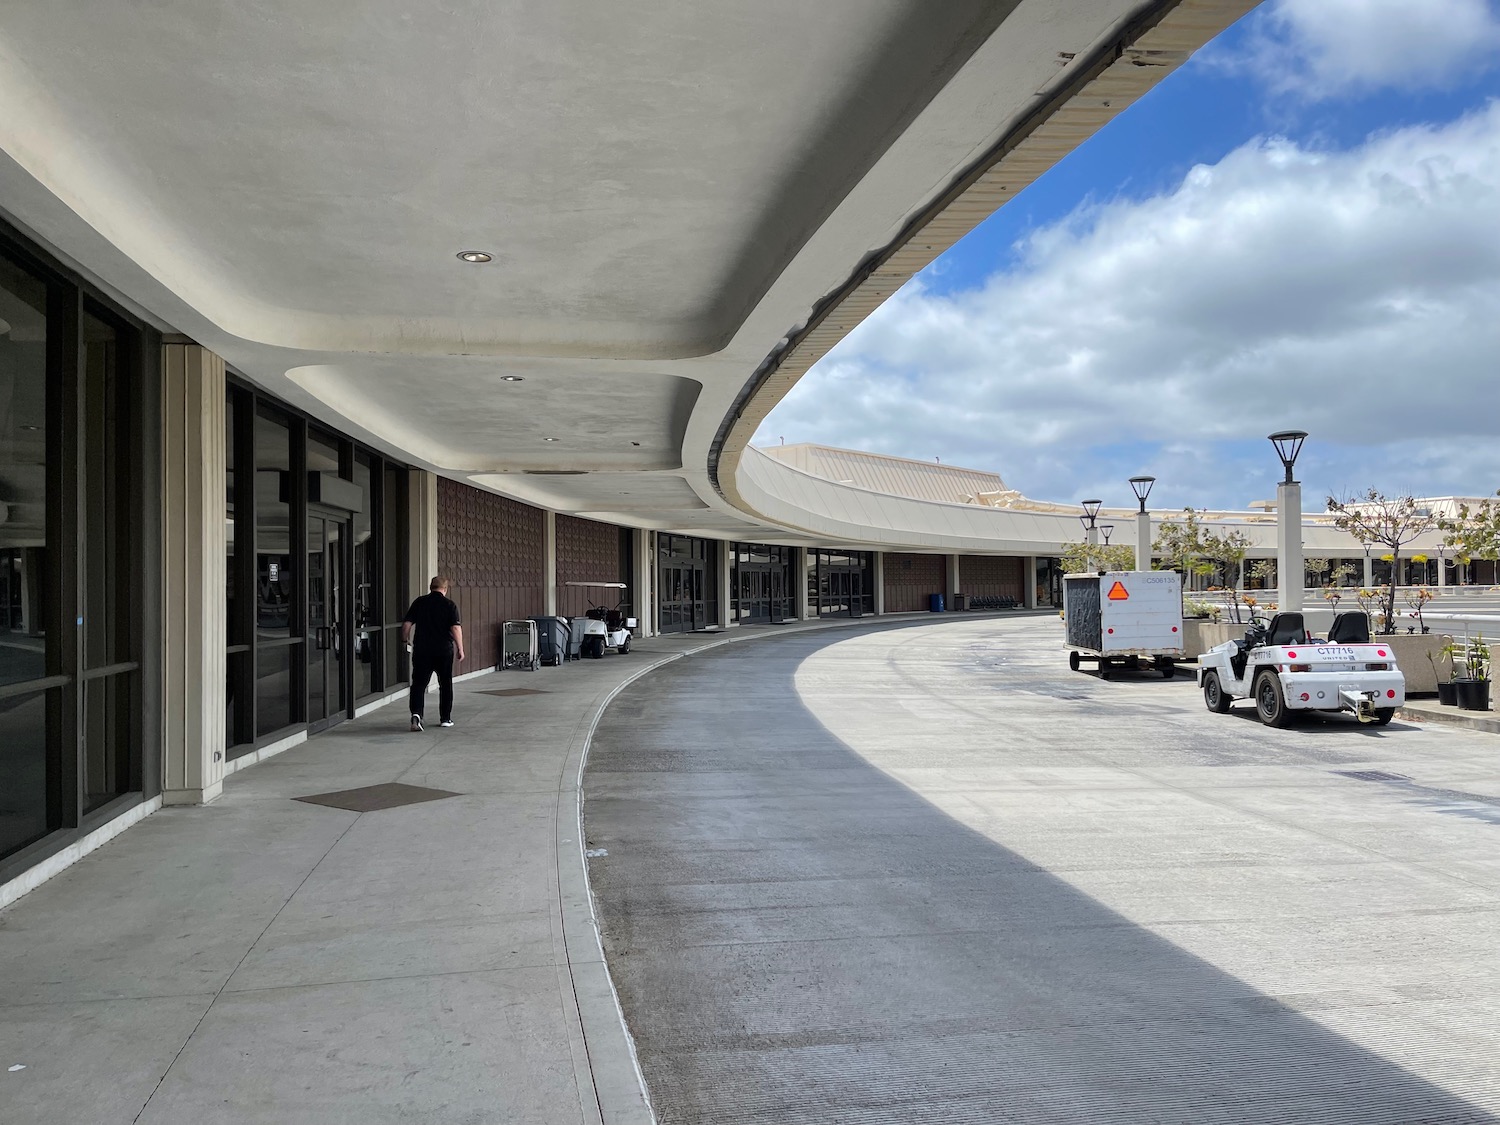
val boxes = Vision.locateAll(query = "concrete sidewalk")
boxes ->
[0,612,996,1125]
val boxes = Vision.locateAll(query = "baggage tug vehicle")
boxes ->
[1197,611,1405,727]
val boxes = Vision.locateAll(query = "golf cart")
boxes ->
[1197,610,1405,727]
[565,581,636,658]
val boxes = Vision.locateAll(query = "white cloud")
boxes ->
[757,104,1500,510]
[1252,0,1500,100]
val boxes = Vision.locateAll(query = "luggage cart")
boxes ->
[501,619,540,670]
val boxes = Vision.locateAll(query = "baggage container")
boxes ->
[1063,571,1183,678]
[530,616,570,666]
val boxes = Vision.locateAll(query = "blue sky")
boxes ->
[758,0,1500,512]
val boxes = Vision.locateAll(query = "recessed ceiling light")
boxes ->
[500,375,524,382]
[542,436,559,442]
[20,425,41,432]
[457,250,492,263]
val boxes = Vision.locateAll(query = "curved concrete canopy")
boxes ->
[0,0,1256,547]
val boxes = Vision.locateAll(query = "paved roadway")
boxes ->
[585,615,1500,1124]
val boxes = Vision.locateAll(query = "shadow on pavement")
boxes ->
[586,628,1496,1125]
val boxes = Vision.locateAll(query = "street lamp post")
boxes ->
[1128,476,1155,572]
[1269,431,1308,612]
[1437,543,1448,590]
[1079,499,1102,572]
[1100,524,1114,546]
[1363,541,1373,588]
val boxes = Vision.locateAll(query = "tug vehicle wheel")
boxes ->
[1373,707,1395,726]
[1254,671,1292,728]
[1068,651,1081,672]
[1202,671,1231,713]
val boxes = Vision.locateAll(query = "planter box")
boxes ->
[1181,620,1238,659]
[1375,633,1453,695]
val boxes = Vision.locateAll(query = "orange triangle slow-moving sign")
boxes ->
[1106,581,1130,601]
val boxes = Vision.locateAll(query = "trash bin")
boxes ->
[951,593,967,611]
[929,593,945,612]
[563,616,584,661]
[530,615,570,666]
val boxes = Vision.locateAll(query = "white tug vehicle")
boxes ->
[1197,611,1405,727]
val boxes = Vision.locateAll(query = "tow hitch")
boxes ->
[1339,688,1378,723]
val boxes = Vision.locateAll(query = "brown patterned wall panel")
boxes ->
[883,552,948,613]
[436,478,546,670]
[961,555,1025,601]
[556,514,626,618]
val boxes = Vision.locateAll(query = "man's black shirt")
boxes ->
[404,591,461,655]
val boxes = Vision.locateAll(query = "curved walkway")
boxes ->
[585,616,1500,1123]
[0,615,955,1125]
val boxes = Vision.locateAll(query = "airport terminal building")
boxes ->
[2,0,1486,905]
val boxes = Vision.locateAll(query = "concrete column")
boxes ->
[1136,511,1152,572]
[409,470,438,601]
[1086,525,1098,572]
[873,552,885,615]
[1437,556,1448,589]
[161,343,227,806]
[1024,557,1038,608]
[946,554,960,601]
[1363,553,1374,587]
[795,547,812,619]
[632,529,654,637]
[1276,480,1303,612]
[717,541,732,627]
[543,511,557,615]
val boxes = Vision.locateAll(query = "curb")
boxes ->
[1398,703,1500,735]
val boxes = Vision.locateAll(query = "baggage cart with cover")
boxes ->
[1063,570,1184,678]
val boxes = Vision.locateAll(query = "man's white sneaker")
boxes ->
[410,714,424,732]
[439,719,455,728]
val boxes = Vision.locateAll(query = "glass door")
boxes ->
[307,512,347,731]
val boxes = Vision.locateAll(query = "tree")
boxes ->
[1439,490,1500,573]
[1059,538,1136,574]
[1153,509,1214,581]
[1199,527,1253,622]
[1305,557,1330,587]
[1327,489,1438,634]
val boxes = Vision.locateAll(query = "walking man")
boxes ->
[403,575,465,731]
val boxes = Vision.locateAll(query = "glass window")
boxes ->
[0,252,48,688]
[0,250,51,857]
[83,673,132,814]
[82,310,130,669]
[307,430,340,476]
[226,391,239,644]
[255,408,294,641]
[256,645,296,735]
[382,463,408,688]
[0,690,50,856]
[353,452,376,699]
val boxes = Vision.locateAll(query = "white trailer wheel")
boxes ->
[1068,651,1081,672]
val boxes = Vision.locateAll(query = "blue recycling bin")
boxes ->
[929,593,945,612]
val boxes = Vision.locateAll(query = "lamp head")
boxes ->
[1100,524,1114,544]
[1268,430,1308,484]
[1127,475,1155,511]
[1081,498,1103,524]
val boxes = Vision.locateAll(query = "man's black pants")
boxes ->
[410,646,455,722]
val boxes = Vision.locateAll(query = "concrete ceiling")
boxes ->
[0,0,1256,547]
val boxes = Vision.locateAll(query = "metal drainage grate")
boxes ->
[294,782,461,812]
[477,688,550,697]
[1336,770,1411,783]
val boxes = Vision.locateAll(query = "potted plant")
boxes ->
[1453,633,1491,712]
[1433,639,1459,706]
